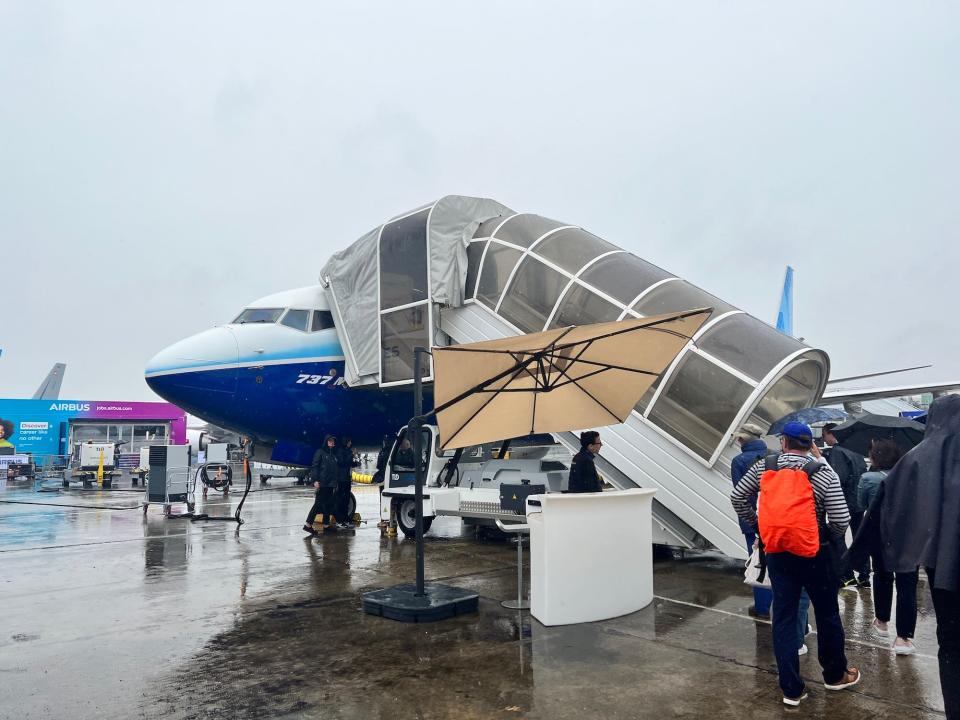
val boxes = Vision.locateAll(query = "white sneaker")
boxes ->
[783,692,808,707]
[798,643,808,656]
[871,619,890,637]
[894,638,916,655]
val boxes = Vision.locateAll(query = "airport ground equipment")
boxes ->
[68,442,122,487]
[380,423,565,539]
[1,455,32,482]
[143,444,193,516]
[527,489,656,625]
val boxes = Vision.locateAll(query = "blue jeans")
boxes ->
[745,533,773,614]
[796,591,810,647]
[766,548,849,698]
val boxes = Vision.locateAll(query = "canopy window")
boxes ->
[744,355,825,431]
[493,213,567,248]
[579,254,674,306]
[497,257,568,333]
[378,208,432,384]
[379,209,430,310]
[698,313,804,382]
[631,280,733,321]
[533,228,617,275]
[646,353,754,460]
[476,242,523,310]
[465,240,488,300]
[474,216,509,240]
[549,284,621,330]
[380,304,431,385]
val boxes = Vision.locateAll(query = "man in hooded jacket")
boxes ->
[881,394,960,719]
[303,435,339,534]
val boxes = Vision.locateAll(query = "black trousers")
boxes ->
[869,548,918,638]
[839,511,870,580]
[334,481,352,523]
[306,487,334,525]
[928,568,960,720]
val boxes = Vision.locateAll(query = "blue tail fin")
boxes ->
[775,266,794,337]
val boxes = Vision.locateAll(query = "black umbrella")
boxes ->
[831,413,925,457]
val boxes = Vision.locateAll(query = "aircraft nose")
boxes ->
[145,327,240,402]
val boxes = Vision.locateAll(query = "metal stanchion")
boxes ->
[496,519,530,610]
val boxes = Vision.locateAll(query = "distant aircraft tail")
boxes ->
[775,266,794,337]
[32,363,66,400]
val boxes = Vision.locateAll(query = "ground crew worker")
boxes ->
[303,435,339,534]
[334,437,358,527]
[568,430,603,493]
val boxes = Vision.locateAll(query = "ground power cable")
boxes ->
[0,499,142,511]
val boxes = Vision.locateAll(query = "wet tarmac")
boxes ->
[0,474,947,719]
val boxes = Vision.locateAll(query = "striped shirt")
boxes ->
[730,452,850,539]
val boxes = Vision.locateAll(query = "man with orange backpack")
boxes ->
[731,421,861,707]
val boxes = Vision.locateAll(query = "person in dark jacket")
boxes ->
[303,435,339,534]
[333,437,359,527]
[823,423,870,588]
[731,423,773,619]
[881,394,960,719]
[568,431,603,493]
[373,435,393,485]
[856,439,918,654]
[395,438,416,469]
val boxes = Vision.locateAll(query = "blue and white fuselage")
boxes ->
[145,285,416,464]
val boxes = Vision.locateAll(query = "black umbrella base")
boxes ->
[362,583,479,623]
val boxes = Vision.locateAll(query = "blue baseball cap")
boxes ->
[780,421,813,444]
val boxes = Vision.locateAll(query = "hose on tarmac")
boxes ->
[188,458,251,525]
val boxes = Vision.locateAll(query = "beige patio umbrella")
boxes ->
[432,308,712,450]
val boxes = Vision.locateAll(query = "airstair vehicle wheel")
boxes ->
[395,498,433,539]
[347,492,357,520]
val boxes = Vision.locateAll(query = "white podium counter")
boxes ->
[526,489,657,626]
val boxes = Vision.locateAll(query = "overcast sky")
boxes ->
[1,1,958,401]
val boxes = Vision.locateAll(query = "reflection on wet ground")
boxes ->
[0,476,947,718]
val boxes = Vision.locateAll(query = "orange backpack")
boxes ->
[757,454,823,558]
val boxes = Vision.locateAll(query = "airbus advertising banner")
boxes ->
[0,399,187,456]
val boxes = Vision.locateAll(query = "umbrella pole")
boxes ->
[414,347,426,597]
[359,347,479,622]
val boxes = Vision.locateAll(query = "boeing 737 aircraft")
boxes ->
[145,285,417,466]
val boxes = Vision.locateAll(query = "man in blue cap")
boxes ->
[731,421,860,706]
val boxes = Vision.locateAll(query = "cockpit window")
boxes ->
[280,309,310,331]
[233,308,283,324]
[311,310,335,332]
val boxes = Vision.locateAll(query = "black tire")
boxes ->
[346,492,357,521]
[395,498,433,539]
